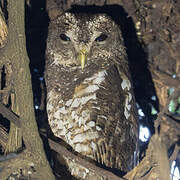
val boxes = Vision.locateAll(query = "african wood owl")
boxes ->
[45,12,138,172]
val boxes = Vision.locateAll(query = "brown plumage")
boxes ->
[45,12,138,172]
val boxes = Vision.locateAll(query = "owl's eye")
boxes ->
[95,34,108,42]
[60,33,71,41]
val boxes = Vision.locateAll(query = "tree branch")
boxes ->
[0,102,21,128]
[0,0,55,179]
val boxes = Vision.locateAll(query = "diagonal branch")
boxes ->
[0,102,21,128]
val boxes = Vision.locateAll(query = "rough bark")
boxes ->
[0,0,55,179]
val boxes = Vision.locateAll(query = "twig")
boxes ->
[149,65,180,88]
[0,125,8,149]
[169,144,180,162]
[48,138,125,180]
[0,102,21,128]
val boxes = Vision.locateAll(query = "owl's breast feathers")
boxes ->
[46,65,138,172]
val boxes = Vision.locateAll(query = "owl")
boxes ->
[45,12,138,172]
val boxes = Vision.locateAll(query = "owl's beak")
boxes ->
[78,48,87,70]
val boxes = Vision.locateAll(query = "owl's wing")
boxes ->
[116,63,139,169]
[94,64,138,171]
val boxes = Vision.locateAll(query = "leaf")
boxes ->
[168,100,175,113]
[151,106,158,115]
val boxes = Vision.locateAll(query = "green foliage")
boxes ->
[168,100,175,113]
[151,105,158,115]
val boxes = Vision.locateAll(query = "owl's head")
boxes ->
[46,12,126,71]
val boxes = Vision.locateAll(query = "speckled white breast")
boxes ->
[47,70,107,159]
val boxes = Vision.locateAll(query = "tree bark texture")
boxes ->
[0,0,55,179]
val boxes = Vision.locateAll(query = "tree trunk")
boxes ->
[0,0,55,179]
